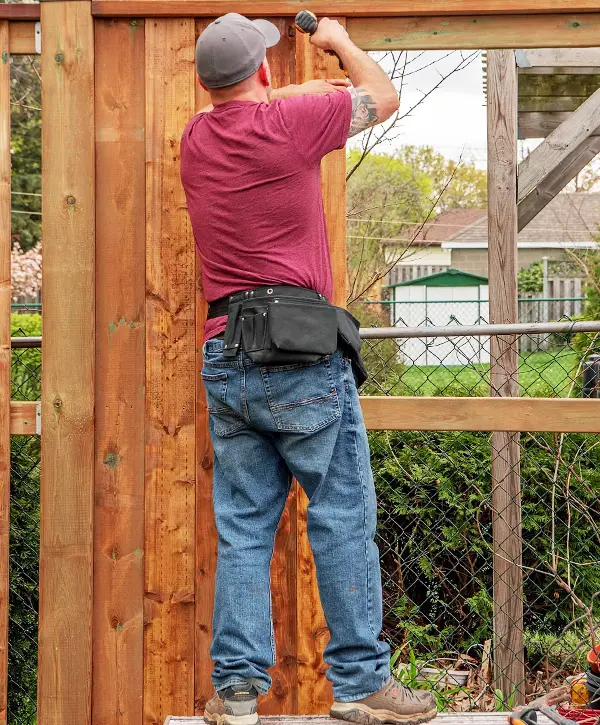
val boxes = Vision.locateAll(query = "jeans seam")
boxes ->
[347,377,377,640]
[333,675,392,703]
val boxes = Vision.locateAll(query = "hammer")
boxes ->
[294,10,348,77]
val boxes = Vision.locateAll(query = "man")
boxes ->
[180,13,437,725]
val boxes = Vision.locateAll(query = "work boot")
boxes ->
[204,683,259,725]
[330,678,437,725]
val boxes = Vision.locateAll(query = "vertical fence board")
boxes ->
[39,3,95,725]
[261,18,299,717]
[144,18,196,725]
[295,23,348,714]
[193,19,218,715]
[486,49,525,705]
[94,18,146,725]
[0,20,10,725]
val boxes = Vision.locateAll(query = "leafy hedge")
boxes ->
[370,429,600,671]
[9,314,41,725]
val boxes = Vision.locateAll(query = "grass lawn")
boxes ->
[388,348,581,398]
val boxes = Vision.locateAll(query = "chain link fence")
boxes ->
[361,321,600,712]
[9,320,41,725]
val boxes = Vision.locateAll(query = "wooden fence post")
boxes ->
[295,22,348,714]
[39,3,96,724]
[94,18,146,725]
[0,20,10,725]
[144,18,196,725]
[486,49,526,705]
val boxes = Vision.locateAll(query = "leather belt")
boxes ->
[207,285,325,320]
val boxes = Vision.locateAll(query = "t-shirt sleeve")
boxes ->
[278,90,352,166]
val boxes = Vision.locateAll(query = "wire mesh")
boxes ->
[9,329,40,725]
[362,325,600,712]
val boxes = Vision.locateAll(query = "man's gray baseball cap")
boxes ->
[196,13,280,89]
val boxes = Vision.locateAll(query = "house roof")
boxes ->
[388,268,489,289]
[443,192,600,248]
[385,209,487,247]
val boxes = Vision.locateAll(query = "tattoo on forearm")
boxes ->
[348,87,380,137]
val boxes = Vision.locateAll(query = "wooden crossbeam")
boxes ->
[360,397,600,433]
[89,1,600,19]
[517,48,600,68]
[518,86,600,222]
[518,135,600,230]
[9,22,37,55]
[519,111,600,139]
[347,14,600,51]
[9,402,40,436]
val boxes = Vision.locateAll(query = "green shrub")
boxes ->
[9,313,41,724]
[371,429,600,667]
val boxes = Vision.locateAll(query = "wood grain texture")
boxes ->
[519,48,600,67]
[486,50,525,705]
[360,397,600,433]
[261,19,299,717]
[9,22,36,55]
[518,136,600,231]
[9,402,40,436]
[518,111,600,139]
[518,86,600,203]
[94,18,146,725]
[294,25,349,715]
[347,14,600,50]
[0,21,10,725]
[39,3,95,725]
[167,714,556,725]
[0,4,39,19]
[144,18,196,725]
[192,19,218,716]
[90,0,600,18]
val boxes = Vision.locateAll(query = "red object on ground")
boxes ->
[557,703,600,725]
[589,646,600,674]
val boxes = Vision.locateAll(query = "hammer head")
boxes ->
[295,10,318,35]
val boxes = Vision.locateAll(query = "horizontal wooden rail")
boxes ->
[348,13,600,50]
[89,1,600,18]
[10,401,41,435]
[12,399,600,434]
[9,22,37,54]
[360,396,600,433]
[0,5,39,20]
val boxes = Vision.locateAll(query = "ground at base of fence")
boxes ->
[165,714,553,725]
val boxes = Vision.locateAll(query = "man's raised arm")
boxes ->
[310,18,399,137]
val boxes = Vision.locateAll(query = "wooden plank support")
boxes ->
[0,4,40,20]
[9,22,37,55]
[0,21,10,725]
[90,1,600,18]
[518,111,600,139]
[293,24,349,715]
[39,3,95,725]
[517,86,600,229]
[144,17,196,725]
[486,50,525,705]
[9,402,40,436]
[517,48,600,68]
[347,14,600,51]
[518,136,600,230]
[360,397,600,433]
[94,17,146,725]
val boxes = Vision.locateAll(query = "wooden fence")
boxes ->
[3,3,600,725]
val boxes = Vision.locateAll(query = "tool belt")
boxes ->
[207,285,368,387]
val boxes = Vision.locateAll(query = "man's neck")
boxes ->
[212,87,270,106]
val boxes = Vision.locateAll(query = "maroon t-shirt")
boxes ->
[180,91,352,340]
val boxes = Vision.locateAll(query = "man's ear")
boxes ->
[258,58,271,88]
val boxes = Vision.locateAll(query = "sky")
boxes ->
[351,50,489,168]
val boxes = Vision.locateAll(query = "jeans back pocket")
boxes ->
[260,356,341,433]
[201,370,246,437]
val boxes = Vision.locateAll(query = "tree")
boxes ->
[397,145,487,211]
[11,55,42,252]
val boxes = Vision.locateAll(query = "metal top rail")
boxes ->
[10,321,600,347]
[359,320,600,339]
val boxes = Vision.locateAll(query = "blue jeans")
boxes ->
[202,338,390,703]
